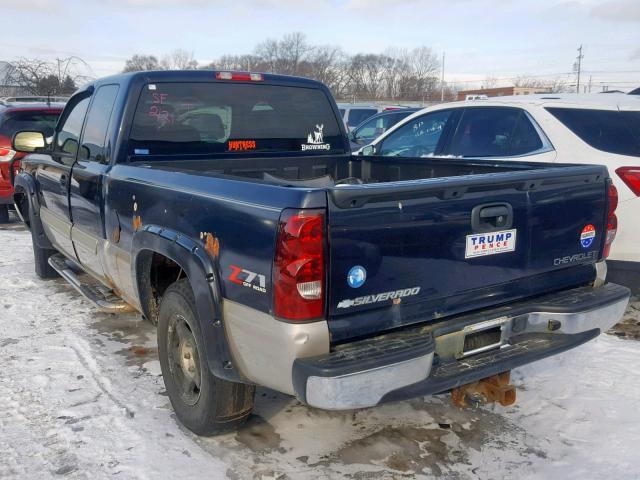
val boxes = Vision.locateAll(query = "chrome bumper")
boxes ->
[306,353,434,410]
[296,282,630,410]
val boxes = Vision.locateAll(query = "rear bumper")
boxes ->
[292,282,630,410]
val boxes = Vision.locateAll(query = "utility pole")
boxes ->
[440,52,446,102]
[588,75,592,93]
[574,45,583,94]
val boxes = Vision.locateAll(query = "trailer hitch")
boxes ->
[451,371,516,408]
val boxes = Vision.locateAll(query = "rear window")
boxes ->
[0,111,59,139]
[347,108,377,127]
[129,82,344,157]
[546,107,640,157]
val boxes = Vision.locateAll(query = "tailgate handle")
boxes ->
[472,203,513,232]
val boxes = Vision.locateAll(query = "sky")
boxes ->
[0,0,639,91]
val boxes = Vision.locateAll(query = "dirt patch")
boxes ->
[608,297,640,340]
[235,415,284,453]
[334,425,451,475]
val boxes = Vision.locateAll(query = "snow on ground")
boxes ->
[1,216,640,480]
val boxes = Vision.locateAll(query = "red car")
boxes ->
[0,101,63,222]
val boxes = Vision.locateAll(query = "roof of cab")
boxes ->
[84,69,328,92]
[459,92,640,110]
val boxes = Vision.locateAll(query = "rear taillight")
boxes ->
[0,148,16,163]
[273,209,325,320]
[604,182,618,258]
[215,71,263,82]
[616,167,640,196]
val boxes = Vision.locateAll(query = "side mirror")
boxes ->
[13,131,46,153]
[360,144,376,156]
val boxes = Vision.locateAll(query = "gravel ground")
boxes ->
[1,213,639,480]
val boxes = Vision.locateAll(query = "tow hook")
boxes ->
[451,371,516,408]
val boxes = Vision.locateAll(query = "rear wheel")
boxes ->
[158,279,255,435]
[31,228,58,279]
[0,205,8,223]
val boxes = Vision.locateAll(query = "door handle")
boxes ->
[480,206,509,220]
[471,203,513,232]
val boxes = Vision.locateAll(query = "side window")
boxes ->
[546,108,640,157]
[55,97,90,163]
[510,113,544,155]
[354,116,381,141]
[78,85,119,163]
[448,107,543,158]
[378,110,453,157]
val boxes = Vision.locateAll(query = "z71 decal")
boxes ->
[228,265,267,293]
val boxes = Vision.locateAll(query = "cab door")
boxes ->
[69,84,120,281]
[37,93,91,258]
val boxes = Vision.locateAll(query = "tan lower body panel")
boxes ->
[40,206,75,259]
[223,299,330,395]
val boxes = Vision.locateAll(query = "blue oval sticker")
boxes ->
[347,266,367,288]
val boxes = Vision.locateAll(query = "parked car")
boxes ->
[359,94,640,291]
[349,108,420,150]
[13,71,628,437]
[337,103,381,131]
[0,101,64,222]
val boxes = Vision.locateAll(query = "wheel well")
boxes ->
[136,250,187,324]
[12,187,30,227]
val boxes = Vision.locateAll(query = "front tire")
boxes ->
[157,279,255,435]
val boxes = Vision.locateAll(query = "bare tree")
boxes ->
[513,75,549,88]
[206,54,263,72]
[254,32,311,75]
[5,57,91,95]
[514,74,569,93]
[482,75,498,89]
[160,49,198,70]
[346,54,392,100]
[301,45,347,95]
[122,54,160,73]
[195,33,445,101]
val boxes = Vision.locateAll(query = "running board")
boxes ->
[48,254,135,313]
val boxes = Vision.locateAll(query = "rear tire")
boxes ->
[31,228,58,279]
[158,279,255,436]
[0,205,8,223]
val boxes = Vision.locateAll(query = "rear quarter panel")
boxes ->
[104,164,327,314]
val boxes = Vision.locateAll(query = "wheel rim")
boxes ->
[167,314,202,406]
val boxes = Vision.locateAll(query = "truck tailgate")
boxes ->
[327,165,608,341]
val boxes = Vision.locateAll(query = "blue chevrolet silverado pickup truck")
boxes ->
[11,70,630,435]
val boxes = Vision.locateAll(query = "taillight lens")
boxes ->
[215,71,263,82]
[273,209,325,320]
[604,182,618,258]
[608,182,618,216]
[0,148,16,163]
[616,167,640,196]
[604,214,617,258]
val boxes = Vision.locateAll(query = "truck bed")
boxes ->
[141,154,554,187]
[132,154,609,342]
